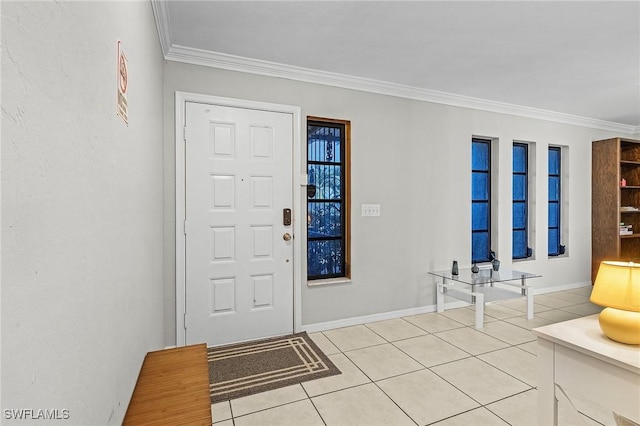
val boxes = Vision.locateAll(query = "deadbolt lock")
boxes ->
[283,208,292,226]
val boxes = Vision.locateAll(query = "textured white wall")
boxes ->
[162,62,620,344]
[2,2,164,424]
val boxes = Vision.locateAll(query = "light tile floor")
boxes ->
[212,286,618,426]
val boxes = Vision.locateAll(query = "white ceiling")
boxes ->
[154,1,640,132]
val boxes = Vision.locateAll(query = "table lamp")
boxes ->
[590,261,640,345]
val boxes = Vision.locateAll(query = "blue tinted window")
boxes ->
[513,144,527,173]
[549,149,560,175]
[472,172,489,200]
[548,203,559,227]
[513,230,527,258]
[548,229,559,255]
[472,138,491,262]
[472,142,490,170]
[548,147,562,256]
[513,203,527,228]
[512,143,530,259]
[472,232,490,263]
[513,175,527,201]
[549,176,559,201]
[472,202,489,231]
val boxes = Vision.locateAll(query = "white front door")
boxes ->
[184,101,294,346]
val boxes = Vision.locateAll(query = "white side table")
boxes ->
[533,315,640,425]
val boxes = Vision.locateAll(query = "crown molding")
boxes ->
[151,0,636,135]
[164,45,637,135]
[151,0,171,58]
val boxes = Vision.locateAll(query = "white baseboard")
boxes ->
[533,281,591,295]
[300,281,591,334]
[300,300,469,334]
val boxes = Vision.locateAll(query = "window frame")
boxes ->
[512,142,531,260]
[471,137,492,263]
[306,117,351,281]
[548,146,563,256]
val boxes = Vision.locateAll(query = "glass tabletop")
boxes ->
[429,267,541,286]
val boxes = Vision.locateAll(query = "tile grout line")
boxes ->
[218,289,593,425]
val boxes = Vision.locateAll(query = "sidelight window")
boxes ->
[307,118,350,281]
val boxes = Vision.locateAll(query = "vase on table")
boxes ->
[492,259,500,271]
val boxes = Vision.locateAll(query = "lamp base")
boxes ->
[598,307,640,345]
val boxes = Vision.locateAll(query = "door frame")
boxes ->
[175,91,303,346]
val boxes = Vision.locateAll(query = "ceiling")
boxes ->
[153,1,640,132]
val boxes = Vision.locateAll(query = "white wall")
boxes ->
[163,62,621,344]
[2,2,164,424]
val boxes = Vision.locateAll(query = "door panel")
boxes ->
[185,102,294,346]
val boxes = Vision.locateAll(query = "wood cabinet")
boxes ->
[592,137,640,281]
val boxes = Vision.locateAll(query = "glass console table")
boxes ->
[428,267,541,329]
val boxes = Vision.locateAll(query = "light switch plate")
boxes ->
[362,204,381,216]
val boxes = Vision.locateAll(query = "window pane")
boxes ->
[472,202,489,231]
[472,232,490,262]
[548,203,559,227]
[472,172,489,200]
[513,174,527,201]
[549,149,560,175]
[513,145,527,173]
[307,240,343,277]
[308,202,342,237]
[548,229,560,255]
[308,127,342,163]
[308,164,342,199]
[307,119,348,280]
[472,141,489,170]
[549,176,560,201]
[548,147,562,256]
[513,202,527,229]
[472,138,491,263]
[513,230,527,258]
[512,143,528,260]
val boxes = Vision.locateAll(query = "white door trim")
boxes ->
[175,91,302,346]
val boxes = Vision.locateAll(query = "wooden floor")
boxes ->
[123,344,212,426]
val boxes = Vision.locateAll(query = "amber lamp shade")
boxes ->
[590,261,640,345]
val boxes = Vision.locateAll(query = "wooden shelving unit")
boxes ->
[592,137,640,282]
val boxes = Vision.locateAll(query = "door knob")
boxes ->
[283,233,292,241]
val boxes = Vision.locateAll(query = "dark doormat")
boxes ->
[208,332,341,403]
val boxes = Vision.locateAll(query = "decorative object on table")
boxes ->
[471,262,479,274]
[489,251,500,271]
[590,261,640,345]
[451,260,459,275]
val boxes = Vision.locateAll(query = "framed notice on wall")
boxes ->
[117,40,128,124]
